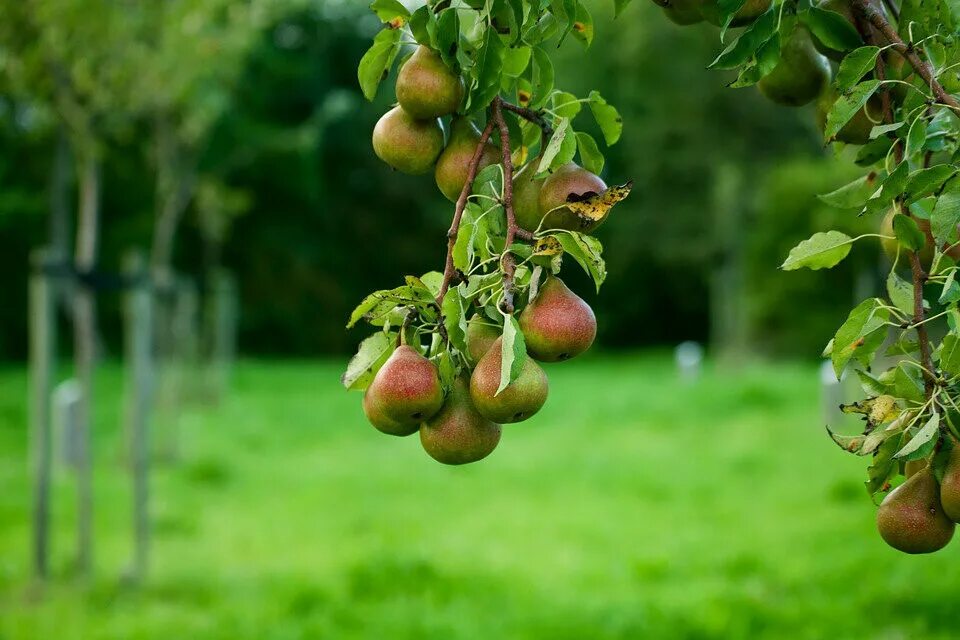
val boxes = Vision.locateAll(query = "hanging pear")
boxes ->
[435,117,501,202]
[513,163,547,232]
[465,315,501,364]
[876,469,955,554]
[372,106,445,175]
[363,345,444,436]
[420,377,502,465]
[938,446,960,521]
[815,89,882,145]
[395,46,464,119]
[470,337,549,423]
[757,27,831,107]
[537,163,607,233]
[518,276,597,362]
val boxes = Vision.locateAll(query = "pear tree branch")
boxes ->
[499,100,554,136]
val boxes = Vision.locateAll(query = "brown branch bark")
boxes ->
[499,101,554,136]
[491,97,520,314]
[436,116,497,305]
[853,0,960,114]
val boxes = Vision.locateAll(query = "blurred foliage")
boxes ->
[0,0,883,359]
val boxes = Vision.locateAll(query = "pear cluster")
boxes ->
[875,447,960,554]
[362,276,596,465]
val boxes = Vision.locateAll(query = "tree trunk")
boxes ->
[73,150,100,578]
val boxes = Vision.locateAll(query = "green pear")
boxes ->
[757,27,831,107]
[938,446,960,521]
[420,377,502,465]
[519,276,597,362]
[469,337,549,423]
[395,46,464,119]
[435,117,501,202]
[363,345,444,435]
[876,469,955,554]
[699,0,771,26]
[465,315,500,364]
[372,106,445,175]
[513,163,547,232]
[537,163,607,233]
[815,89,882,145]
[879,209,960,266]
[649,0,703,24]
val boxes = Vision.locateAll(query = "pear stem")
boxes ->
[853,10,937,401]
[492,96,520,314]
[436,116,497,305]
[852,0,960,115]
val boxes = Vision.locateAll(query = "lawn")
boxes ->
[0,354,957,639]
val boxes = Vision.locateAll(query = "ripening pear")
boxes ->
[519,276,597,362]
[757,27,831,107]
[470,337,549,423]
[905,458,928,479]
[649,0,703,25]
[699,0,770,26]
[513,163,547,232]
[363,345,444,436]
[876,469,955,554]
[879,209,960,266]
[395,46,464,119]
[815,89,882,145]
[372,106,445,175]
[937,446,960,521]
[537,163,607,233]
[420,376,502,465]
[465,315,500,364]
[435,117,501,202]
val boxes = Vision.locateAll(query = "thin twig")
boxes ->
[492,97,520,314]
[499,100,554,136]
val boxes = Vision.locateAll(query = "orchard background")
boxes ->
[2,0,960,638]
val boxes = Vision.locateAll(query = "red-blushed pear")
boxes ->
[420,377,502,465]
[363,345,444,436]
[757,27,830,107]
[698,0,770,26]
[469,337,548,423]
[395,46,464,119]
[465,315,500,364]
[518,276,597,362]
[649,0,703,24]
[905,458,928,479]
[937,446,960,521]
[876,468,955,554]
[537,163,607,233]
[513,163,547,232]
[372,106,444,175]
[435,117,500,202]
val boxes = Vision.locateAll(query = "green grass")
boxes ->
[0,354,957,639]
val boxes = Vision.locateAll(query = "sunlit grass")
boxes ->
[0,354,957,639]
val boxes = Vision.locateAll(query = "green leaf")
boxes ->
[932,176,960,244]
[551,91,581,119]
[553,231,606,291]
[341,331,396,390]
[442,287,468,354]
[818,173,881,209]
[614,0,634,17]
[941,269,960,304]
[905,165,958,204]
[892,214,926,252]
[529,46,554,109]
[537,118,575,174]
[894,364,925,403]
[587,91,622,145]
[866,432,905,497]
[825,80,881,141]
[802,8,862,53]
[834,46,880,91]
[831,298,890,377]
[894,413,940,460]
[709,12,778,70]
[575,132,604,175]
[781,231,854,271]
[940,333,960,375]
[357,28,402,101]
[408,6,434,46]
[729,34,780,88]
[467,26,506,111]
[502,46,531,77]
[886,269,915,315]
[864,161,909,217]
[905,115,929,161]
[571,0,594,47]
[370,0,411,23]
[497,314,526,395]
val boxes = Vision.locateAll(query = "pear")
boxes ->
[465,315,500,364]
[435,117,501,202]
[513,163,547,232]
[757,27,831,107]
[519,276,597,362]
[372,106,444,175]
[876,469,954,554]
[938,446,960,521]
[363,345,444,435]
[537,163,608,233]
[395,46,464,119]
[879,209,960,266]
[470,337,549,423]
[905,458,928,479]
[699,0,771,26]
[815,89,882,145]
[649,0,703,25]
[420,377,502,465]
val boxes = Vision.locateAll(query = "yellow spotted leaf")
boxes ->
[532,236,563,256]
[543,181,632,231]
